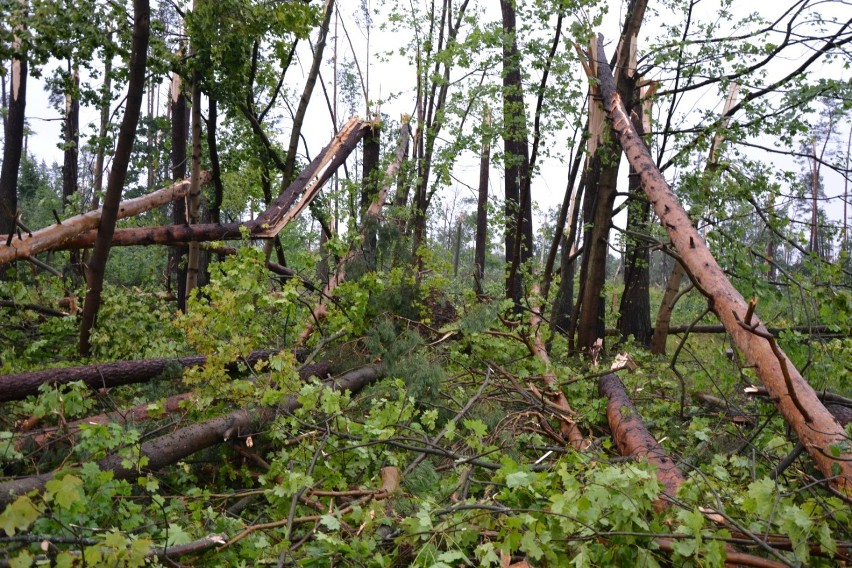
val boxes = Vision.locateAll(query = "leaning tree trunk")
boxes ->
[79,0,150,356]
[593,34,852,494]
[0,4,27,249]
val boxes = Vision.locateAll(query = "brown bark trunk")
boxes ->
[360,123,381,270]
[185,75,202,299]
[0,6,27,243]
[79,0,150,356]
[0,349,282,403]
[594,34,852,493]
[500,0,533,305]
[90,36,113,212]
[473,107,491,297]
[62,65,83,282]
[170,67,188,309]
[207,97,223,225]
[598,373,685,507]
[0,365,383,507]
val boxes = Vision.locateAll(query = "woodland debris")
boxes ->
[592,34,852,494]
[0,348,282,403]
[0,365,383,506]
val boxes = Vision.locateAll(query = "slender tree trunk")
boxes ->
[650,260,685,355]
[474,107,491,297]
[207,97,223,225]
[500,0,533,306]
[185,73,202,299]
[0,5,27,258]
[90,34,113,212]
[79,0,150,356]
[62,64,82,281]
[452,216,462,277]
[169,67,188,310]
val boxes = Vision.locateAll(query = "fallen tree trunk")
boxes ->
[0,174,210,265]
[598,373,685,508]
[0,349,281,403]
[23,361,333,449]
[609,324,840,337]
[593,34,852,493]
[0,365,383,506]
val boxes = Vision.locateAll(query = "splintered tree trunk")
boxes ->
[0,5,27,244]
[79,0,150,356]
[169,67,188,309]
[500,0,534,306]
[474,107,491,297]
[594,35,852,493]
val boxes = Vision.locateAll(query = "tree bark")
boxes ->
[169,66,189,310]
[184,74,203,299]
[474,107,491,297]
[0,365,383,507]
[650,260,685,354]
[0,4,27,248]
[500,0,533,305]
[599,373,685,508]
[360,123,381,270]
[90,34,113,212]
[593,34,852,493]
[62,65,82,281]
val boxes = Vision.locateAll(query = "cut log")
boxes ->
[0,174,210,265]
[598,373,685,508]
[0,365,383,506]
[0,349,281,403]
[593,34,852,493]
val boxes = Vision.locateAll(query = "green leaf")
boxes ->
[0,496,42,537]
[320,514,341,531]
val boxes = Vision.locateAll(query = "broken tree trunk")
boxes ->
[0,174,210,265]
[0,348,281,403]
[0,365,383,507]
[593,34,852,493]
[599,373,685,508]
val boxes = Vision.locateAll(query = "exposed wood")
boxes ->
[0,365,383,507]
[185,71,203,299]
[0,348,282,403]
[0,175,210,265]
[593,34,852,493]
[598,373,685,508]
[79,0,151,356]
